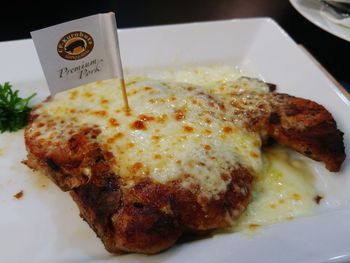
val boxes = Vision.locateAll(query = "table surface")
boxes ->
[1,0,349,90]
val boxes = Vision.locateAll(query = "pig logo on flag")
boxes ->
[57,31,94,60]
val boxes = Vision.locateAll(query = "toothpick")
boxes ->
[120,78,130,112]
[103,13,131,113]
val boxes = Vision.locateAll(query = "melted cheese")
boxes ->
[30,76,263,198]
[235,146,318,230]
[29,65,319,225]
[147,65,320,228]
[146,65,243,88]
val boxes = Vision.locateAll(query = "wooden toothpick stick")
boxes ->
[120,78,130,112]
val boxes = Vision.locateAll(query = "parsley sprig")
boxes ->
[0,82,36,133]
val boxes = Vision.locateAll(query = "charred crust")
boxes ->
[267,94,345,172]
[304,150,312,156]
[223,202,231,209]
[72,166,253,253]
[283,121,344,154]
[133,202,145,208]
[145,215,180,235]
[73,176,122,229]
[278,119,345,171]
[285,103,302,116]
[269,112,280,124]
[266,83,277,92]
[124,204,180,237]
[46,157,60,171]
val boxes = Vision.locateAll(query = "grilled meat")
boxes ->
[24,77,345,253]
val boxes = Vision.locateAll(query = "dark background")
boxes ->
[1,0,349,89]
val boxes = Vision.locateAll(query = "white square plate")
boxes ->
[0,18,349,263]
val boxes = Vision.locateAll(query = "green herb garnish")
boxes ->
[0,82,36,133]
